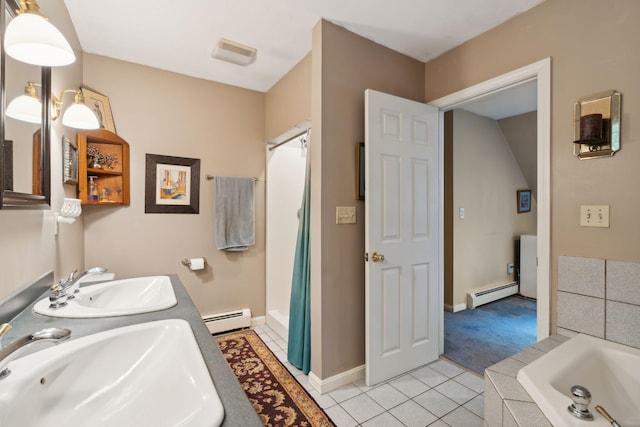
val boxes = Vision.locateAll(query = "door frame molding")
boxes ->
[429,58,552,351]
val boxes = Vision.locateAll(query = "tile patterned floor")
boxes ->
[252,324,484,427]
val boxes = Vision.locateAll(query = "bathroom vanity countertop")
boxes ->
[1,273,262,427]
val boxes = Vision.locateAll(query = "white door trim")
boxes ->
[429,58,552,351]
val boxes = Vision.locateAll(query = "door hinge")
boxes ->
[364,252,369,262]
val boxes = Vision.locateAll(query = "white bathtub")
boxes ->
[517,334,640,426]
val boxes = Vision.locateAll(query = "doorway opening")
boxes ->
[265,132,308,341]
[442,81,538,373]
[431,58,551,373]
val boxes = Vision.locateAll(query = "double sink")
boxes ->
[0,275,225,426]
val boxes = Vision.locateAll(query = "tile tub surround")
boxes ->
[484,334,569,427]
[0,274,262,427]
[557,256,640,349]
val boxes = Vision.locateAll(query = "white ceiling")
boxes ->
[459,80,538,120]
[63,0,543,93]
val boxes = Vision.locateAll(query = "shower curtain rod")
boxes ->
[267,128,310,152]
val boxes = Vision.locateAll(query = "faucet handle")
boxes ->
[0,324,11,338]
[67,269,78,283]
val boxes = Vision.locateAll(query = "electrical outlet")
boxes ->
[580,205,610,227]
[336,206,356,224]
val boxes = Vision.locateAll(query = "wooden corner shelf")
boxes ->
[77,129,130,206]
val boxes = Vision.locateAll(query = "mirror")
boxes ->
[0,0,51,208]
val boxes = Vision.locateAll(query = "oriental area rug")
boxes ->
[216,329,335,427]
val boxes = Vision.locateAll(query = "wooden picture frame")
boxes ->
[517,189,531,213]
[62,136,78,185]
[145,154,200,214]
[356,142,365,200]
[81,87,116,133]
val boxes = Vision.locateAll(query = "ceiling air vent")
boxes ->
[211,38,257,66]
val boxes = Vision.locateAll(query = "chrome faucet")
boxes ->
[59,267,108,300]
[0,323,71,380]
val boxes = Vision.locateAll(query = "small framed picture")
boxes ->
[81,87,116,133]
[517,189,531,213]
[62,136,78,185]
[356,142,365,200]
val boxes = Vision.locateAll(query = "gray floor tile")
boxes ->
[454,371,485,394]
[361,411,405,427]
[328,383,363,403]
[340,393,385,423]
[414,389,459,417]
[429,359,465,378]
[435,379,478,405]
[325,404,358,427]
[463,395,484,418]
[390,399,438,427]
[442,406,484,427]
[411,365,449,387]
[389,373,431,397]
[366,383,409,410]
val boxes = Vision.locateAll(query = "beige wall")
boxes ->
[451,109,536,307]
[311,20,425,379]
[498,112,537,198]
[0,0,84,302]
[426,0,640,331]
[265,53,311,142]
[81,54,266,318]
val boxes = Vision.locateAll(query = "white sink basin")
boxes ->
[517,334,640,426]
[0,319,224,427]
[33,276,177,318]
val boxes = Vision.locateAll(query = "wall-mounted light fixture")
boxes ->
[573,90,622,160]
[4,0,75,67]
[6,82,99,129]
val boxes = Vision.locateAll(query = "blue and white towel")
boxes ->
[214,176,255,251]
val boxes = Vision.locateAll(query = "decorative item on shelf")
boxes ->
[573,90,621,159]
[4,0,75,67]
[86,145,118,170]
[87,176,98,202]
[6,82,100,129]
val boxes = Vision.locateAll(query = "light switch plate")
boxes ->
[580,205,610,227]
[336,206,356,224]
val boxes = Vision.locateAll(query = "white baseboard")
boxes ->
[250,315,266,327]
[444,303,466,313]
[308,364,365,394]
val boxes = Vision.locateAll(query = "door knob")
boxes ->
[371,252,385,262]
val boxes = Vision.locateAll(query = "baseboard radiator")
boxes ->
[466,281,518,309]
[203,308,251,334]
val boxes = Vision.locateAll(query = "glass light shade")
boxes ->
[4,13,75,66]
[6,94,42,124]
[62,103,100,129]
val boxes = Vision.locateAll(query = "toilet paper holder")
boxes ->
[181,258,207,268]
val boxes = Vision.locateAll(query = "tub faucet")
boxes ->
[568,385,594,420]
[0,323,71,380]
[60,267,108,299]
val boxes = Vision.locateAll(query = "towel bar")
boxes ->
[205,175,258,181]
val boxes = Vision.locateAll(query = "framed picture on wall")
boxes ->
[356,142,365,200]
[81,87,116,133]
[517,189,531,213]
[145,154,200,214]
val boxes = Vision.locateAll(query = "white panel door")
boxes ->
[365,89,439,385]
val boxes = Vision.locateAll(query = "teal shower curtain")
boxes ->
[287,149,311,374]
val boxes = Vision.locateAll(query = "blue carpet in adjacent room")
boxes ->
[443,295,536,375]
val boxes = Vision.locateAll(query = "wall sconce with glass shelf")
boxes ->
[573,90,621,160]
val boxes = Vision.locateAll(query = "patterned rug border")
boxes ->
[216,329,335,427]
